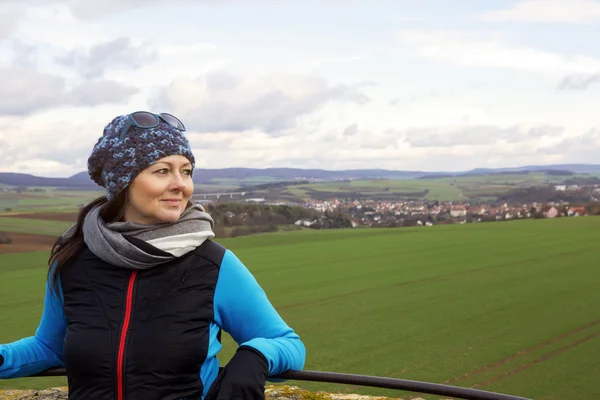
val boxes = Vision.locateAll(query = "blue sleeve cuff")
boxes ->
[241,335,306,376]
[0,336,64,378]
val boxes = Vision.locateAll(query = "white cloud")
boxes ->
[0,11,18,40]
[153,70,370,134]
[0,158,80,176]
[0,67,138,115]
[0,0,179,19]
[180,120,583,171]
[0,67,65,114]
[8,39,38,67]
[479,0,600,23]
[557,73,600,90]
[0,106,138,175]
[342,123,358,136]
[396,29,600,77]
[68,79,139,106]
[64,0,175,18]
[56,37,157,78]
[155,43,217,57]
[9,5,115,48]
[0,115,88,176]
[403,124,564,147]
[539,128,600,154]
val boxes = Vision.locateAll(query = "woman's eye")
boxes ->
[183,169,193,176]
[155,169,169,174]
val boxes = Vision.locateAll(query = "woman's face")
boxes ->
[123,155,194,224]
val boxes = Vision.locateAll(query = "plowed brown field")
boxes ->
[0,232,57,254]
[2,212,78,222]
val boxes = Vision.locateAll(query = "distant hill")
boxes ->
[1,168,442,189]
[417,164,600,179]
[1,164,599,189]
[0,173,101,189]
[464,164,600,175]
[69,168,437,184]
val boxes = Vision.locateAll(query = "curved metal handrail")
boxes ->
[33,368,531,400]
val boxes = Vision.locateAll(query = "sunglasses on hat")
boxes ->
[119,111,186,139]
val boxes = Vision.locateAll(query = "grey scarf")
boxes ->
[64,202,215,269]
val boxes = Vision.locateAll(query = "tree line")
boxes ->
[203,202,352,237]
[497,185,597,203]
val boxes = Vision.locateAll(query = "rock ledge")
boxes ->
[0,386,431,400]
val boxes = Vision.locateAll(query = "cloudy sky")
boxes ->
[0,0,599,177]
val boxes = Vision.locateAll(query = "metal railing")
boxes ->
[34,368,531,400]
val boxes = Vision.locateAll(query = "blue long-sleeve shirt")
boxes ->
[0,249,306,395]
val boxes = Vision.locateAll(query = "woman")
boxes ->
[0,112,306,399]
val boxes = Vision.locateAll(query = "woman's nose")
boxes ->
[169,173,185,190]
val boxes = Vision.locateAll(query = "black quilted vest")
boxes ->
[60,239,225,400]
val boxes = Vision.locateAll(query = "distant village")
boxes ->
[297,198,594,229]
[262,183,600,229]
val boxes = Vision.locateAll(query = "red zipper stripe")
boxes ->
[117,271,137,400]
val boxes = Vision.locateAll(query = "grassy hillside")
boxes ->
[0,217,599,399]
[0,217,73,236]
[250,172,592,202]
[0,189,103,213]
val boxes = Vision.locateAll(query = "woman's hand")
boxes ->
[206,346,269,400]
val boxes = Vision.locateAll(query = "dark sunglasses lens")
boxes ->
[160,113,185,130]
[131,112,159,127]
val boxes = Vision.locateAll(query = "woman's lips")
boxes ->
[162,199,181,206]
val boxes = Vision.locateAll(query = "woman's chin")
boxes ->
[155,210,183,223]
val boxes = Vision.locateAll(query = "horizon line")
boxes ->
[0,163,599,180]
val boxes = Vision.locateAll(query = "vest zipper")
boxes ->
[117,270,138,400]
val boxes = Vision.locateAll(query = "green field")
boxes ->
[199,176,282,190]
[1,217,600,399]
[0,217,73,236]
[0,189,103,213]
[276,179,463,202]
[312,179,463,200]
[193,184,240,192]
[271,172,583,202]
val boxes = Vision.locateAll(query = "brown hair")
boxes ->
[48,191,129,292]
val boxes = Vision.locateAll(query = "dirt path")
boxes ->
[443,319,600,386]
[473,330,600,388]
